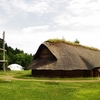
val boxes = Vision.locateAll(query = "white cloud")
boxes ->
[67,0,100,16]
[54,0,100,31]
[22,25,49,33]
[0,0,11,12]
[0,0,70,16]
[0,0,55,15]
[26,2,51,14]
[55,13,100,26]
[0,18,7,25]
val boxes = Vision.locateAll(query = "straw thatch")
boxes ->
[28,40,100,77]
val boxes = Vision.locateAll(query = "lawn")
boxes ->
[0,70,100,100]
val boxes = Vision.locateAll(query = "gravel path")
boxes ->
[1,75,100,82]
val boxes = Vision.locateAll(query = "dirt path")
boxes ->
[1,75,100,82]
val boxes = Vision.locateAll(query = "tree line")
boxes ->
[0,43,33,70]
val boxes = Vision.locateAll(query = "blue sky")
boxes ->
[0,0,100,54]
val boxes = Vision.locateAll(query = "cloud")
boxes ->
[54,0,100,31]
[22,25,49,33]
[0,0,59,28]
[55,13,100,26]
[0,0,55,15]
[0,17,7,25]
[67,0,100,15]
[0,0,71,16]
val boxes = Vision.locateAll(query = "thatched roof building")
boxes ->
[28,39,100,77]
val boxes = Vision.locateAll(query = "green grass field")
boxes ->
[0,70,100,100]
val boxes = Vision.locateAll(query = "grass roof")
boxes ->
[46,38,99,51]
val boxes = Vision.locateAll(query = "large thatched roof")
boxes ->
[28,40,100,70]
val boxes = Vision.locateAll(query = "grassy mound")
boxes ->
[46,38,99,51]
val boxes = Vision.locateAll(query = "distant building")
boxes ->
[8,64,23,71]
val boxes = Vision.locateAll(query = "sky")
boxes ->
[0,0,100,54]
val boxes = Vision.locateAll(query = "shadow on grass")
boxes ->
[0,79,12,83]
[45,81,59,85]
[14,74,33,79]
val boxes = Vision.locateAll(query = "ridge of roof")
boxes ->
[46,39,99,51]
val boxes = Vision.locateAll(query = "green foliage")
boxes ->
[0,41,3,48]
[14,53,33,69]
[47,38,66,43]
[4,43,33,70]
[0,52,3,70]
[74,39,80,44]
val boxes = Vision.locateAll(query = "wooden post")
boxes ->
[0,31,7,71]
[2,31,6,71]
[90,70,93,77]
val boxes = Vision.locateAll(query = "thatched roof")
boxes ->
[28,40,100,70]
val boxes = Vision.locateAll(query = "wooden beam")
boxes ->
[0,60,7,63]
[0,48,6,51]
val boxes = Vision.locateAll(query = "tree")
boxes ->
[14,48,23,54]
[74,39,80,44]
[0,43,33,70]
[14,53,33,70]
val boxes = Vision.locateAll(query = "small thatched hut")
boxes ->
[28,39,100,77]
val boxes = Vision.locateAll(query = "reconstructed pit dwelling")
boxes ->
[28,39,100,77]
